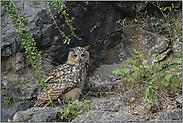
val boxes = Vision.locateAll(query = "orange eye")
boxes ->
[81,54,85,57]
[74,55,77,58]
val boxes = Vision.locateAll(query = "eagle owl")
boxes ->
[34,47,89,107]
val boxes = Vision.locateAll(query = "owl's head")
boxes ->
[68,47,89,64]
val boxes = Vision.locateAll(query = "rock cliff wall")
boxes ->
[1,1,182,122]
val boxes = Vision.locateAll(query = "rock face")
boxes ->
[12,96,182,122]
[72,96,182,122]
[13,106,64,122]
[72,96,141,122]
[1,1,182,122]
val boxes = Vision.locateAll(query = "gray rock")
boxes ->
[133,111,139,115]
[175,94,182,104]
[11,95,182,122]
[1,51,55,122]
[1,103,17,122]
[83,26,171,95]
[154,109,182,122]
[72,96,141,122]
[13,106,64,122]
[72,110,138,122]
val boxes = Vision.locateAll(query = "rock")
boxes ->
[72,96,141,122]
[11,95,182,122]
[73,96,182,122]
[1,103,17,122]
[1,51,55,122]
[13,106,64,122]
[83,26,171,95]
[153,109,182,122]
[175,93,182,104]
[133,111,139,115]
[112,1,147,18]
[72,110,139,122]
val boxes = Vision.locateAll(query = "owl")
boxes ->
[34,46,89,107]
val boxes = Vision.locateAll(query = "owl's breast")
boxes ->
[72,63,87,86]
[47,63,87,89]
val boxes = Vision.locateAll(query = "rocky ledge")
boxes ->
[12,95,182,122]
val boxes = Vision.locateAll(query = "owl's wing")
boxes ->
[34,63,77,107]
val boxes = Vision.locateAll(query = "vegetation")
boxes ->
[60,100,94,122]
[47,1,81,44]
[113,1,182,114]
[1,1,47,92]
[113,49,182,109]
[4,97,12,104]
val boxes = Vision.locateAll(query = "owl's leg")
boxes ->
[43,101,56,108]
[79,89,85,98]
[43,101,51,108]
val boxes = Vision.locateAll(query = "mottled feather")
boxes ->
[34,47,89,107]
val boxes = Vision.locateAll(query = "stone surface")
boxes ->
[83,27,171,95]
[12,95,182,122]
[1,51,55,122]
[13,106,64,122]
[153,109,182,122]
[72,96,182,122]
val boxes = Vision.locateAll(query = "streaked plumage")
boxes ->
[34,47,89,107]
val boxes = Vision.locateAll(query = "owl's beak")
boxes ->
[78,57,81,62]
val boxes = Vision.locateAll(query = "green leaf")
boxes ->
[135,89,140,93]
[76,110,83,115]
[163,79,169,86]
[171,75,179,87]
[165,75,172,82]
[153,85,158,89]
[127,78,131,82]
[121,60,129,66]
[135,54,139,57]
[139,52,143,57]
[173,58,182,62]
[145,102,151,109]
[123,68,129,73]
[89,105,94,109]
[170,88,174,93]
[152,95,158,103]
[139,65,143,68]
[71,110,75,114]
[84,100,89,103]
[134,50,139,54]
[128,58,133,62]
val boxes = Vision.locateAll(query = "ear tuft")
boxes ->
[84,46,89,50]
[69,47,75,51]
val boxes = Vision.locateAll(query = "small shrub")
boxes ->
[4,97,12,104]
[60,100,94,122]
[113,1,182,112]
[113,49,182,110]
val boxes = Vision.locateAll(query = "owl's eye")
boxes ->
[74,55,77,58]
[81,54,85,57]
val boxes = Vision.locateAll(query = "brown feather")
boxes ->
[34,47,89,107]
